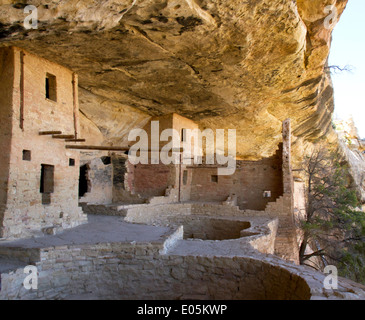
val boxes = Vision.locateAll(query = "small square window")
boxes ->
[22,150,31,161]
[69,158,75,166]
[211,175,218,183]
[263,191,271,198]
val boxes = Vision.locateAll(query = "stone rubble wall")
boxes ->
[0,242,312,300]
[79,157,113,205]
[1,235,365,300]
[79,203,121,216]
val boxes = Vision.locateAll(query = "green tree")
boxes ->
[298,145,365,283]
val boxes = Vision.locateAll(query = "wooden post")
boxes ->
[19,51,25,131]
[39,131,62,135]
[65,145,130,151]
[52,134,75,139]
[72,73,79,139]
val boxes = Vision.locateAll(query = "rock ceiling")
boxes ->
[0,0,348,159]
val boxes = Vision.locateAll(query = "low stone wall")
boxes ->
[80,203,121,216]
[1,217,365,300]
[182,218,250,240]
[0,242,311,300]
[124,202,245,225]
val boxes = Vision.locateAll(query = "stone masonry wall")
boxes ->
[0,241,311,300]
[0,47,14,235]
[190,147,283,210]
[0,47,87,239]
[2,237,365,300]
[128,162,176,199]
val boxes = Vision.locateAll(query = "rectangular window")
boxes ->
[40,164,54,194]
[22,150,31,161]
[69,158,75,167]
[45,73,57,101]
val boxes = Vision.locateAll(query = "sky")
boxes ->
[329,0,365,138]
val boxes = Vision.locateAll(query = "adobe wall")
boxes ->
[107,113,286,211]
[115,113,197,203]
[0,47,87,239]
[118,146,283,209]
[190,147,283,210]
[124,160,177,200]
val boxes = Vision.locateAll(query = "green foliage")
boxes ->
[338,243,365,284]
[299,145,365,284]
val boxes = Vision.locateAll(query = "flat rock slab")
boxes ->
[0,215,174,249]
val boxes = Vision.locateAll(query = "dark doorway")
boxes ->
[79,164,90,197]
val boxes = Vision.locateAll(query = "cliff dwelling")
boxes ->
[0,0,365,302]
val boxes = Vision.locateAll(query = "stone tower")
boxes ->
[0,46,87,240]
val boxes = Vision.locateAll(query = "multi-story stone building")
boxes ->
[0,46,87,240]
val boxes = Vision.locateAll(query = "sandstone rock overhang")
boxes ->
[0,0,348,161]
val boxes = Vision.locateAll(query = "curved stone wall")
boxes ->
[0,242,311,300]
[1,220,365,300]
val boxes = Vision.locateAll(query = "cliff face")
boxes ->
[334,119,365,203]
[0,0,348,160]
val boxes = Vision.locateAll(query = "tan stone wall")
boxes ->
[0,47,87,239]
[0,243,311,300]
[0,47,14,237]
[2,234,364,300]
[123,146,283,208]
[294,180,306,218]
[79,156,113,205]
[124,114,284,210]
[190,148,283,210]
